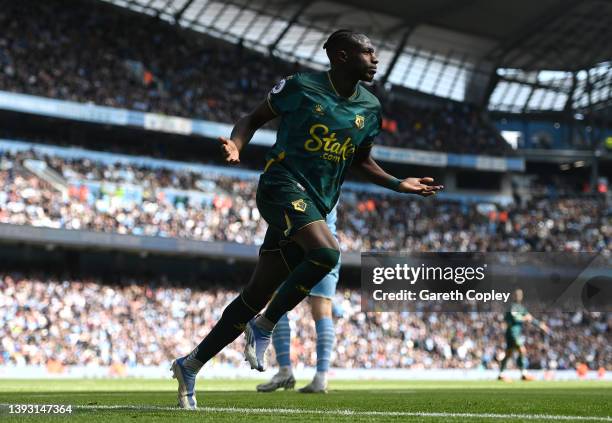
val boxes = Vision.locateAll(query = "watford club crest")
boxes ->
[354,114,365,129]
[314,104,325,115]
[291,199,307,212]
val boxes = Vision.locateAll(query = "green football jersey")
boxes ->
[505,303,529,333]
[265,71,382,214]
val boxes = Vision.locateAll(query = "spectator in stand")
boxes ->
[0,274,609,370]
[0,0,512,155]
[1,150,609,253]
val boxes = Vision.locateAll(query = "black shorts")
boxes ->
[256,167,325,238]
[256,166,325,269]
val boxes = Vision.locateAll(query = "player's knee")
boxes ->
[306,247,340,270]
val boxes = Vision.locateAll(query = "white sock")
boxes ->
[315,371,327,383]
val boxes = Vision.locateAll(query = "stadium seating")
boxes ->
[1,273,609,370]
[0,0,511,155]
[0,148,608,253]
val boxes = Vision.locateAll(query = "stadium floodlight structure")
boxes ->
[99,0,494,102]
[98,0,611,112]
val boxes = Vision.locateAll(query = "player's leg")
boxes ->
[172,249,289,408]
[261,220,339,323]
[256,313,296,392]
[272,314,293,372]
[185,250,290,366]
[298,254,339,394]
[498,346,515,381]
[518,345,534,380]
[247,221,339,370]
[297,296,334,393]
[313,296,334,381]
[245,174,339,371]
[257,202,340,391]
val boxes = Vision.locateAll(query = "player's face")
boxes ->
[514,289,524,302]
[347,36,378,82]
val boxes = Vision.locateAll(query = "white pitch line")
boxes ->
[2,404,610,421]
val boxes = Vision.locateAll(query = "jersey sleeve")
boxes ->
[266,74,303,116]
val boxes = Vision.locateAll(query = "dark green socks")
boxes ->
[263,247,340,323]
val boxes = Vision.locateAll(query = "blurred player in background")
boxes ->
[171,29,442,409]
[257,206,340,394]
[498,288,550,382]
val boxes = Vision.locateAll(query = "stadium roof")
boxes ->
[101,0,611,113]
[333,0,612,72]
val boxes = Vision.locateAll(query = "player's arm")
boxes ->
[526,313,550,335]
[218,101,277,164]
[219,75,301,164]
[351,145,443,197]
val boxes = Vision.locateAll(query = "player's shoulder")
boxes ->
[272,72,325,93]
[291,71,330,89]
[270,73,301,93]
[277,71,320,84]
[357,85,382,113]
[359,86,382,107]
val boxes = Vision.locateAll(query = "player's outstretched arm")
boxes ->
[351,146,443,197]
[527,313,550,335]
[218,100,277,164]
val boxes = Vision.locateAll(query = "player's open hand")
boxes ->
[218,137,240,164]
[398,177,443,197]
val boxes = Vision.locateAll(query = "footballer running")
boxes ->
[498,289,550,382]
[171,29,443,409]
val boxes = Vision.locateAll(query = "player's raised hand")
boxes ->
[398,177,443,197]
[218,136,240,164]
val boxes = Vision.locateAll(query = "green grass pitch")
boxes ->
[0,379,610,422]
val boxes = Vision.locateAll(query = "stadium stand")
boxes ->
[0,0,511,155]
[0,0,609,384]
[1,273,610,370]
[0,147,608,253]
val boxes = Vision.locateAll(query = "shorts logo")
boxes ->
[271,78,286,94]
[354,114,365,129]
[291,199,307,212]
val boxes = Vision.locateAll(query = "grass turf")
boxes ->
[0,378,610,422]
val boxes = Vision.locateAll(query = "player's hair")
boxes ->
[322,29,358,53]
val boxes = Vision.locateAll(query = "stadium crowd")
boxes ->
[0,0,510,155]
[376,99,511,154]
[1,150,609,253]
[1,273,609,371]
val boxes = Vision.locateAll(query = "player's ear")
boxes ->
[337,50,348,64]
